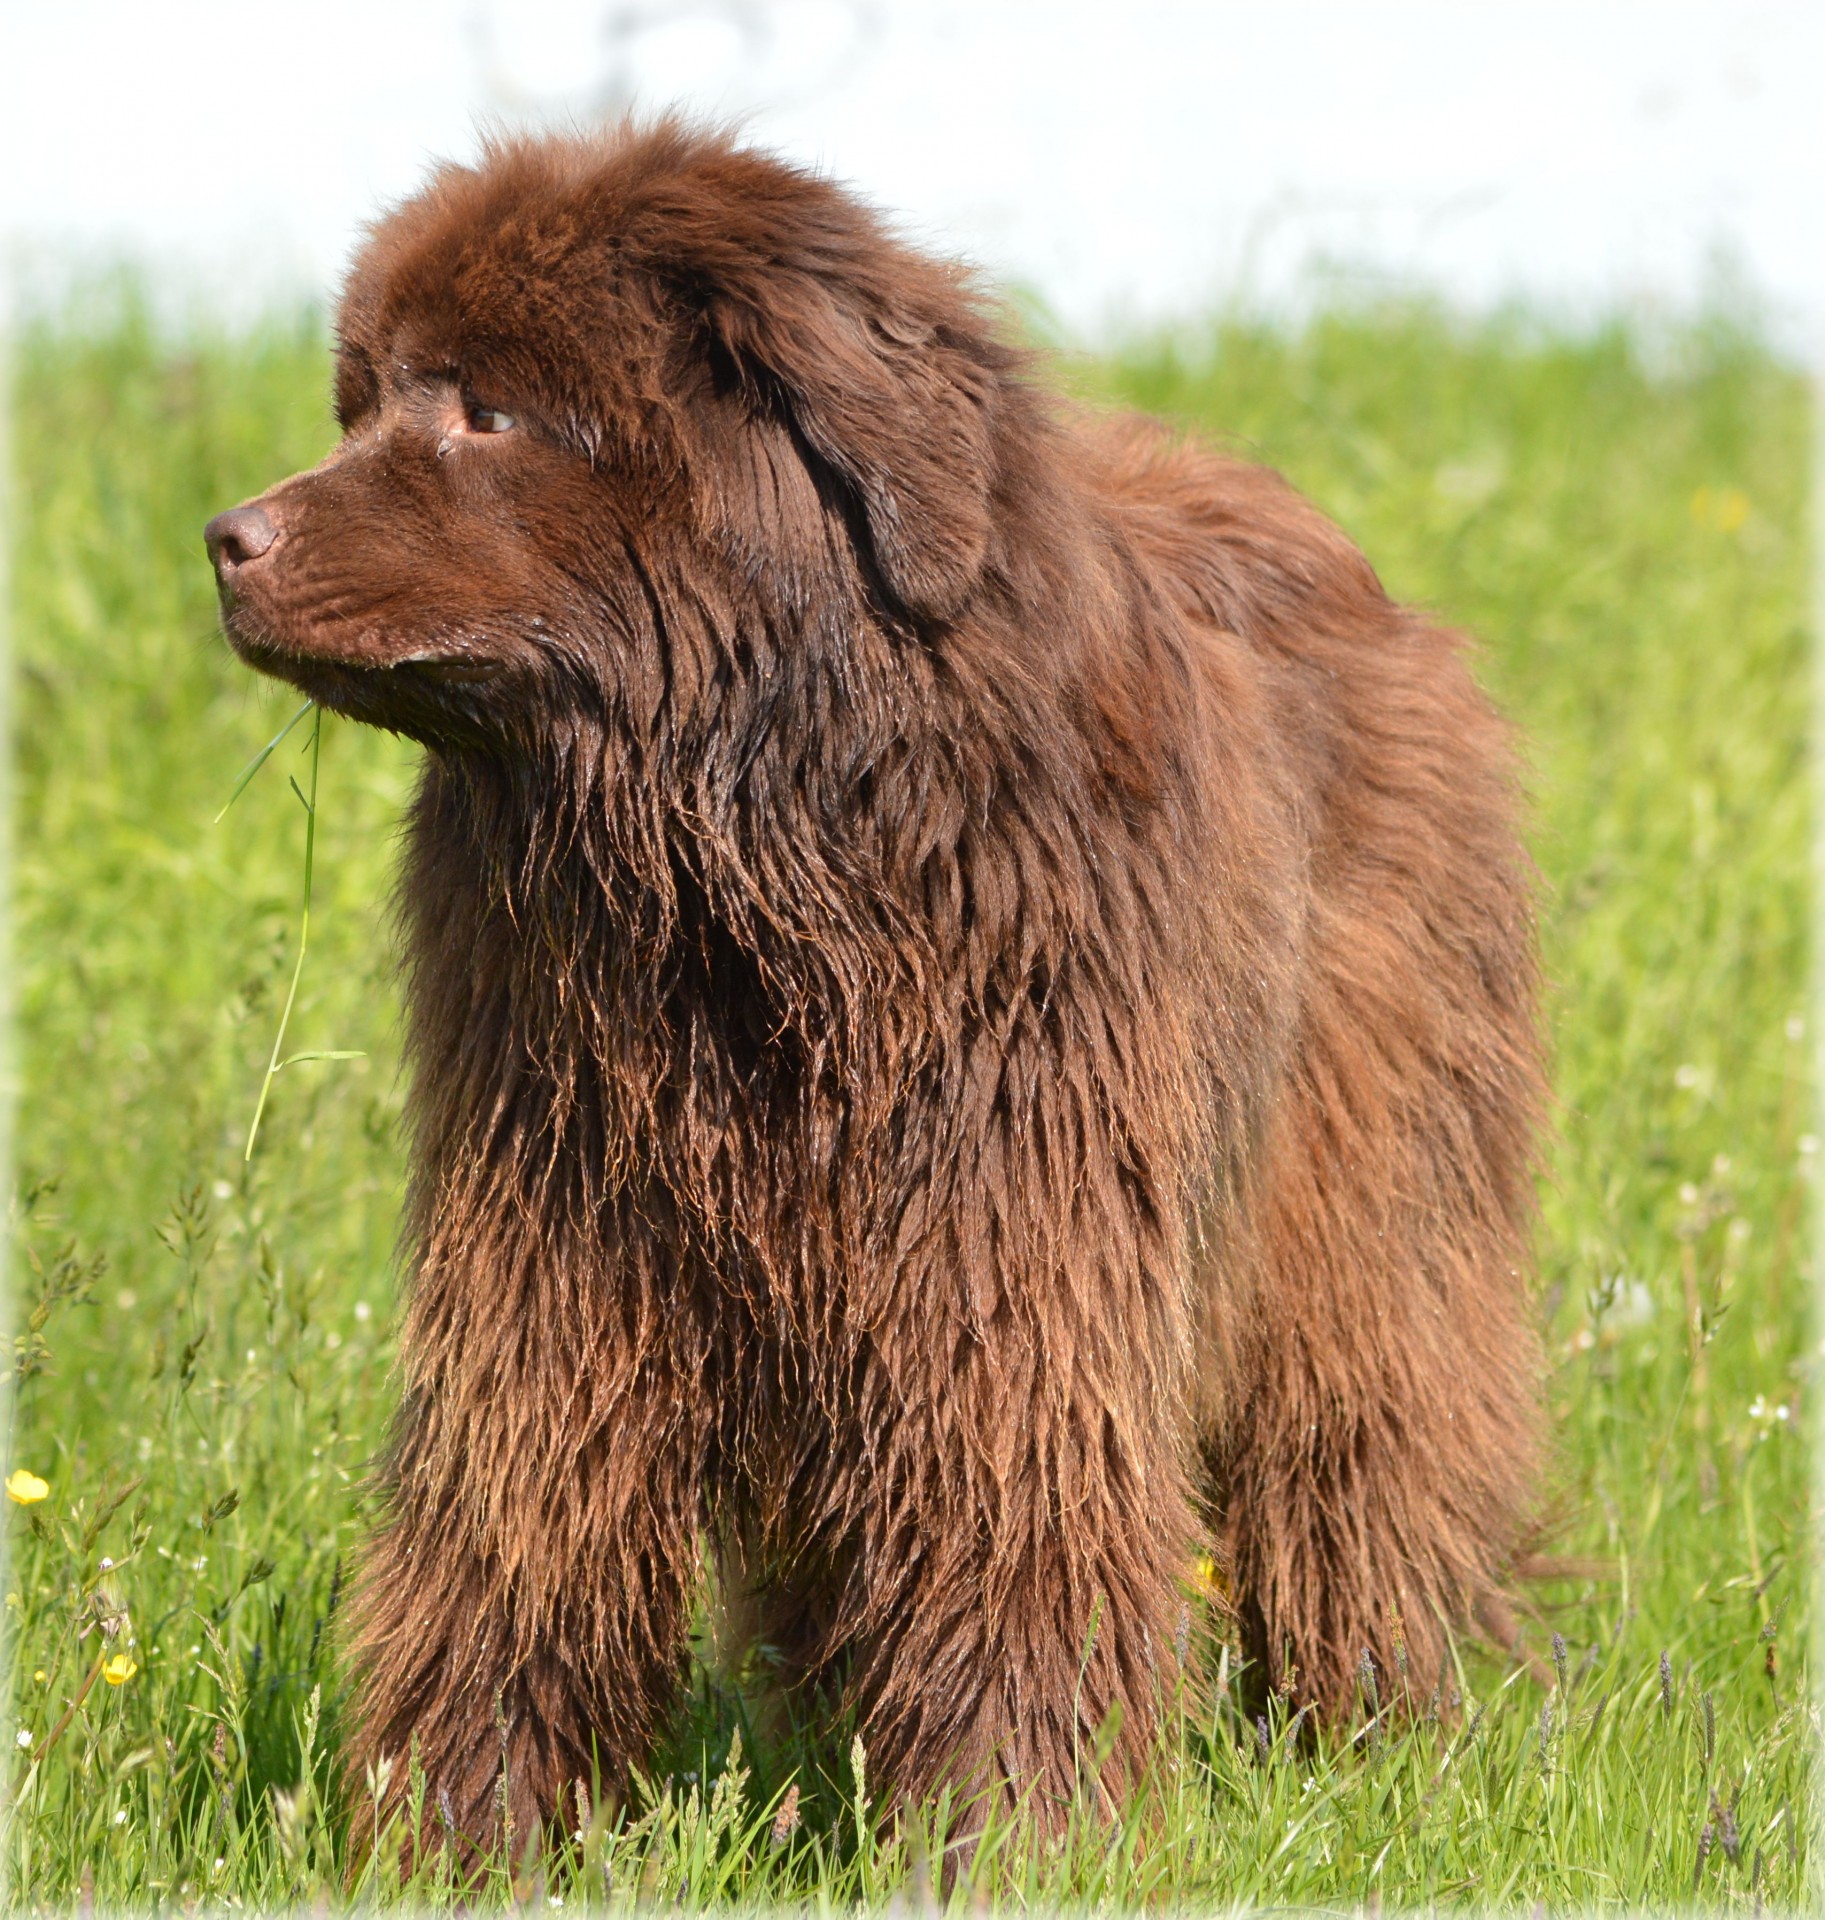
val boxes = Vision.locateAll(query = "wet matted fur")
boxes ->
[206,120,1546,1852]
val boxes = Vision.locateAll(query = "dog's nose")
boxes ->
[204,504,278,574]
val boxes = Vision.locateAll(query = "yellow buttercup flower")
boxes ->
[1191,1553,1228,1601]
[1689,485,1750,534]
[6,1470,49,1506]
[101,1654,138,1687]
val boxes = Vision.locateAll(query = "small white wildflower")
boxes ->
[15,1729,32,1749]
[213,1180,234,1201]
[192,1556,207,1573]
[1674,1063,1701,1090]
[214,1857,225,1872]
[99,1557,114,1572]
[1776,1404,1791,1423]
[354,1301,372,1323]
[1678,1182,1701,1206]
[246,1349,257,1364]
[113,1809,128,1826]
[1749,1396,1766,1420]
[1611,1281,1656,1330]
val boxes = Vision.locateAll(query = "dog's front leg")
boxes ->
[341,1204,711,1870]
[833,1249,1199,1863]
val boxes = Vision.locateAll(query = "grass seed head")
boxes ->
[769,1781,801,1849]
[1357,1646,1379,1713]
[1711,1791,1740,1864]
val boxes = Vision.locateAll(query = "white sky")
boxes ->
[3,1,1822,352]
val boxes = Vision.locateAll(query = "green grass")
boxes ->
[4,293,1814,1908]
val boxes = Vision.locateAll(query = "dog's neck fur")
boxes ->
[392,654,961,1287]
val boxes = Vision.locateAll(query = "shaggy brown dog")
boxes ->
[205,121,1544,1853]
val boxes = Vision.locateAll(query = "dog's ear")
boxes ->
[699,269,1002,624]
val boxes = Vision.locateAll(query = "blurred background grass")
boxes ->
[3,296,1813,1907]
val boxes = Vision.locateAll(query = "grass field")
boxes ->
[3,295,1815,1909]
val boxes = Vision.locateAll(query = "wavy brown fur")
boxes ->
[205,120,1546,1854]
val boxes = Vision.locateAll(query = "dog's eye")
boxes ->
[466,403,516,434]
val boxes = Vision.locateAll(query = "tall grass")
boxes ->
[3,294,1814,1907]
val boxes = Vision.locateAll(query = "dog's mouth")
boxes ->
[223,609,508,742]
[225,610,504,691]
[394,650,503,685]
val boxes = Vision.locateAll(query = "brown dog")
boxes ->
[205,120,1544,1854]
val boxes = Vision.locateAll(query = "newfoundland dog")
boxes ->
[206,120,1544,1854]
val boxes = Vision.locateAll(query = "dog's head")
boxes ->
[206,122,1016,750]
